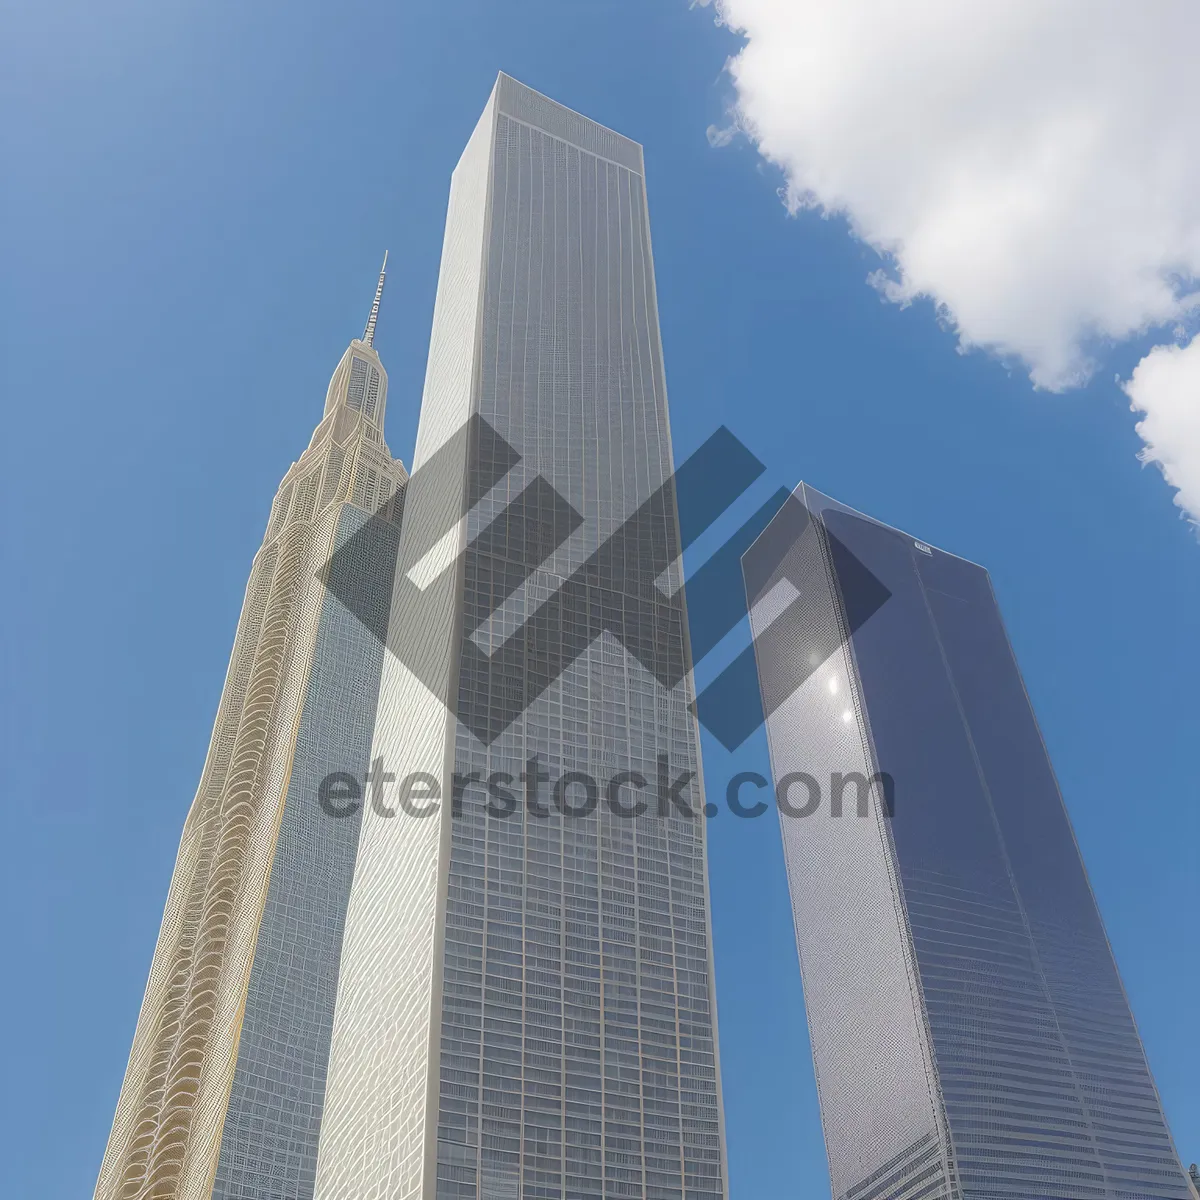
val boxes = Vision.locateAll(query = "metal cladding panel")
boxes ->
[757,485,1190,1200]
[313,90,498,1200]
[745,491,954,1200]
[212,505,400,1200]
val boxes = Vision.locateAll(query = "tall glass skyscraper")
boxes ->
[95,265,408,1200]
[313,75,727,1200]
[745,484,1191,1200]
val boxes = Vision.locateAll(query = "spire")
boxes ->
[362,251,388,347]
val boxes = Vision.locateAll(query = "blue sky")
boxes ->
[2,1,1197,1196]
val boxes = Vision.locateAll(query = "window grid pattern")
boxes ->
[310,76,725,1200]
[754,484,1189,1200]
[432,98,724,1200]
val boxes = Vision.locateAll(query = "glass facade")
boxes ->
[746,485,1190,1200]
[437,88,723,1200]
[314,75,727,1200]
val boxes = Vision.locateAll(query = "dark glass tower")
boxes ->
[745,484,1190,1200]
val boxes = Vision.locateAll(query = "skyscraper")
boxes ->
[313,75,728,1200]
[745,484,1191,1200]
[96,263,409,1200]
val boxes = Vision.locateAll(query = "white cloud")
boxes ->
[1124,337,1200,524]
[702,0,1200,518]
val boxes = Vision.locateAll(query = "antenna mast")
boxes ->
[363,251,388,346]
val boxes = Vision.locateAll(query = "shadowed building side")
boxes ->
[745,483,1191,1200]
